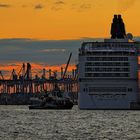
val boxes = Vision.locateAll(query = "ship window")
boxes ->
[85,67,130,72]
[79,78,82,82]
[87,57,128,61]
[88,87,127,92]
[81,51,135,56]
[128,88,132,92]
[85,62,130,67]
[85,73,129,77]
[83,88,86,92]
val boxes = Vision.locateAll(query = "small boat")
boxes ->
[29,96,73,109]
[29,85,74,109]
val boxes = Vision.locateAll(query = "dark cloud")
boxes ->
[0,38,101,65]
[54,1,65,5]
[52,0,65,11]
[34,4,43,9]
[71,3,91,12]
[0,4,11,8]
[0,37,139,65]
[80,4,91,10]
[51,6,62,11]
[0,38,79,64]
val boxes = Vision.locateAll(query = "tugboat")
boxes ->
[29,85,74,109]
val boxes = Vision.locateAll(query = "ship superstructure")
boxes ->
[78,15,140,109]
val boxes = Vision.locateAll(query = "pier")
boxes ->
[0,61,78,105]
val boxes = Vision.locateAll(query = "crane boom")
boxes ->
[63,52,72,78]
[0,71,4,80]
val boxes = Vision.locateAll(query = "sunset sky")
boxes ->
[0,38,81,78]
[0,0,140,40]
[0,0,140,78]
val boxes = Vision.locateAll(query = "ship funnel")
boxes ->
[111,14,126,39]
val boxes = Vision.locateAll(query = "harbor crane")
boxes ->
[62,52,72,79]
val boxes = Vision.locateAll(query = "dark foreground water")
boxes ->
[0,106,140,140]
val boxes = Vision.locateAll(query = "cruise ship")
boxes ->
[78,15,140,109]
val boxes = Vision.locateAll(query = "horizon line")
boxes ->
[0,36,140,41]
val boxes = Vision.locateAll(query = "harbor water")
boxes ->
[0,105,140,140]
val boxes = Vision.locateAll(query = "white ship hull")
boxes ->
[78,79,139,109]
[79,93,138,109]
[78,15,140,110]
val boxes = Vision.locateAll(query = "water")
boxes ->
[0,106,140,140]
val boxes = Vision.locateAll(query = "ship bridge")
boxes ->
[79,41,138,57]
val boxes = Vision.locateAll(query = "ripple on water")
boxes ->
[0,106,140,140]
